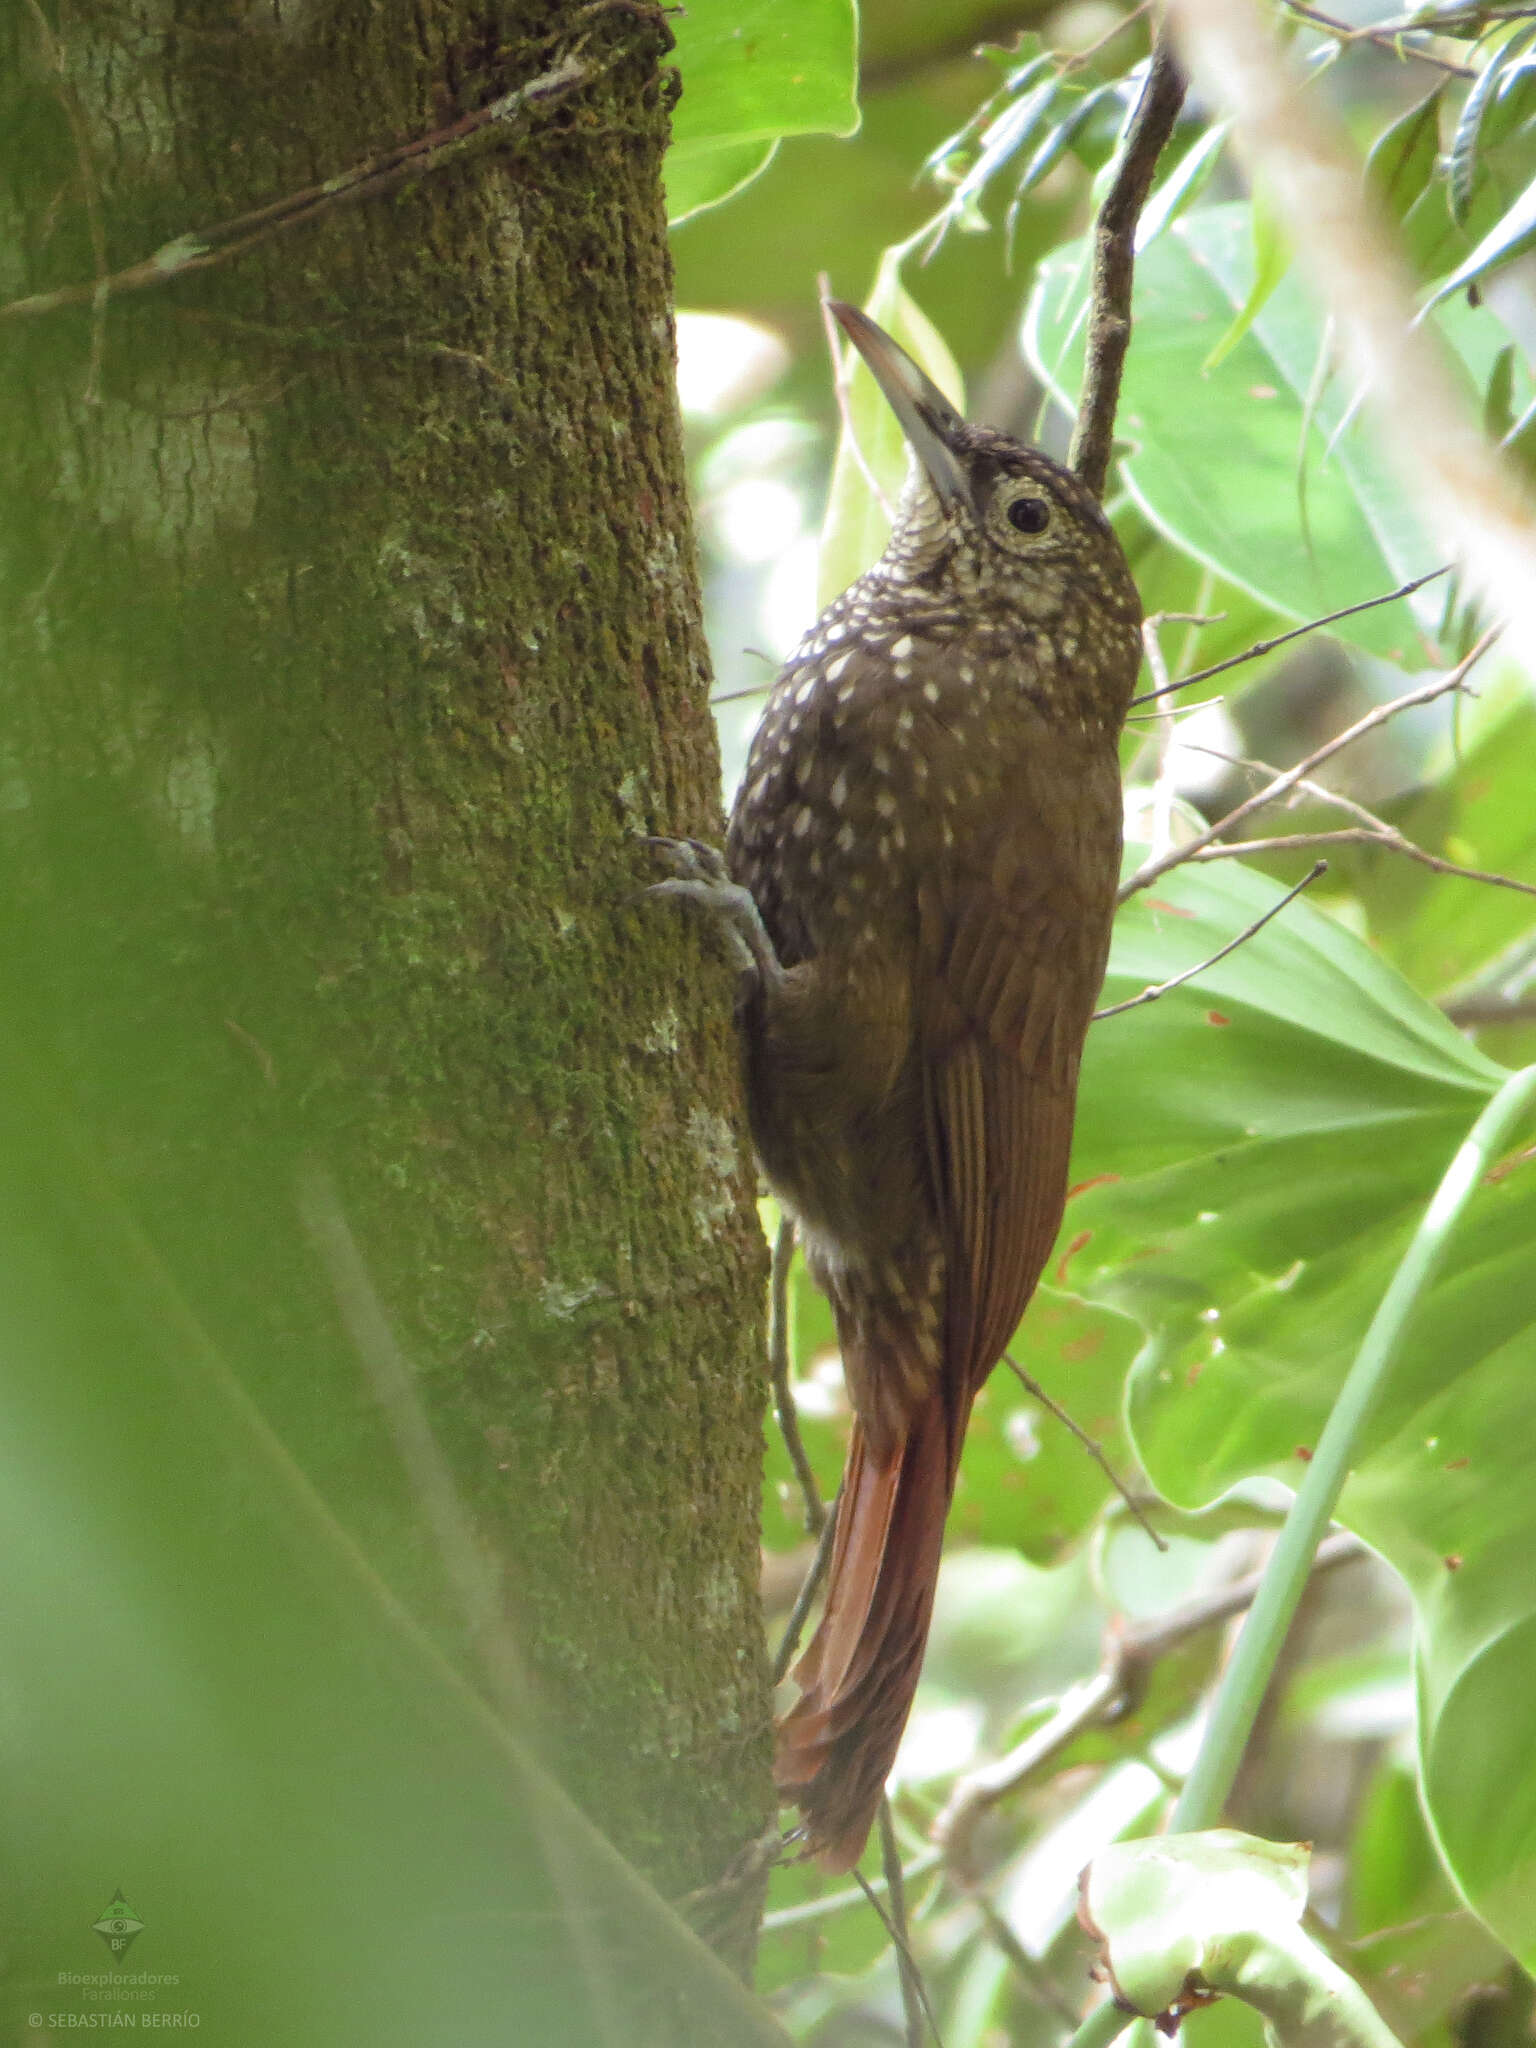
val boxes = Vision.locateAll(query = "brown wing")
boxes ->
[916,757,1119,1398]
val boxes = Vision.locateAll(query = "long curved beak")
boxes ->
[828,300,973,514]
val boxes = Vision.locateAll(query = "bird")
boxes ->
[647,301,1142,1872]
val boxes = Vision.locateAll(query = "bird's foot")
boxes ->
[640,835,783,986]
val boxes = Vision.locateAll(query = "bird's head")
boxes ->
[828,300,1140,634]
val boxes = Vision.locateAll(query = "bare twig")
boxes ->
[770,1215,828,1536]
[0,30,624,325]
[1128,566,1452,708]
[1444,993,1536,1027]
[1097,861,1328,1016]
[772,1503,840,1685]
[934,1531,1366,1880]
[1119,624,1501,901]
[1002,1353,1167,1551]
[879,1799,935,2048]
[973,1893,1084,2025]
[1169,747,1536,900]
[1278,1,1478,76]
[1165,0,1536,678]
[760,1848,944,1934]
[1070,27,1188,498]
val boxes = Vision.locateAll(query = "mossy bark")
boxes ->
[0,0,770,1979]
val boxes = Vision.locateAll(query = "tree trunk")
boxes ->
[0,0,774,2030]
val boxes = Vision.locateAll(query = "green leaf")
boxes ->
[1425,171,1536,309]
[1023,204,1450,665]
[1083,1832,1402,2048]
[1448,25,1536,227]
[1063,856,1536,1962]
[816,253,965,606]
[1201,193,1290,373]
[1365,676,1536,1000]
[1136,121,1231,249]
[1366,86,1445,229]
[952,1285,1144,1560]
[666,0,860,225]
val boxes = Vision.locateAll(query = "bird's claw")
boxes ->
[638,834,782,985]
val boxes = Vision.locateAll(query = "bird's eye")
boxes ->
[1006,495,1051,535]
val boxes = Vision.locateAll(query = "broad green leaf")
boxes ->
[1083,1832,1401,2048]
[1061,854,1536,1961]
[1364,677,1536,1001]
[1447,26,1536,227]
[816,253,965,605]
[1425,171,1536,309]
[1136,121,1231,249]
[666,0,860,225]
[1366,86,1445,230]
[952,1286,1143,1560]
[668,139,780,225]
[1023,204,1459,664]
[1202,193,1290,373]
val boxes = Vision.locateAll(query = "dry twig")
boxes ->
[1070,27,1188,499]
[770,1215,828,1537]
[1002,1352,1167,1550]
[1175,742,1536,901]
[0,12,644,326]
[933,1531,1366,1881]
[1129,567,1452,708]
[1119,624,1502,902]
[1096,861,1328,1017]
[878,1799,936,2048]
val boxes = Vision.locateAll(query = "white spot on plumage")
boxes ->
[896,709,914,734]
[826,652,851,682]
[890,635,914,660]
[923,682,941,704]
[795,674,818,705]
[873,747,892,775]
[875,790,897,818]
[793,805,814,838]
[830,769,849,808]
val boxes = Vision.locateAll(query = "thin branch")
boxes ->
[1002,1352,1167,1551]
[0,29,627,325]
[760,1849,944,1934]
[1443,993,1536,1027]
[1097,861,1327,1016]
[1128,565,1452,708]
[769,1216,828,1536]
[1278,1,1478,76]
[972,1893,1084,2026]
[1070,27,1188,498]
[879,1799,935,2048]
[933,1532,1366,1881]
[1186,829,1536,899]
[1118,624,1501,901]
[1176,742,1536,903]
[772,1504,840,1685]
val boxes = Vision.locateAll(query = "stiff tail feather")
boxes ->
[774,1386,960,1871]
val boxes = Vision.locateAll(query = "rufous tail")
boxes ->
[773,1386,961,1871]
